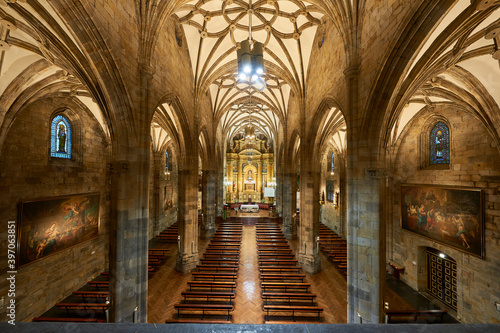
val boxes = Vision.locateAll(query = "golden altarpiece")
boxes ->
[225,131,274,204]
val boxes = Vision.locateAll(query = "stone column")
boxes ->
[108,63,152,323]
[282,170,297,239]
[151,152,163,237]
[216,168,224,215]
[276,158,284,216]
[297,168,321,274]
[201,169,216,239]
[344,65,385,323]
[176,153,200,273]
[109,144,150,323]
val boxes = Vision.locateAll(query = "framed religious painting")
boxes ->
[17,193,100,268]
[164,185,173,211]
[400,184,484,258]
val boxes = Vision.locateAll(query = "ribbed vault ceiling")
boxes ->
[174,0,324,147]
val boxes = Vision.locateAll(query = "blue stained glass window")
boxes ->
[166,150,169,170]
[430,122,450,165]
[331,152,335,171]
[50,115,71,159]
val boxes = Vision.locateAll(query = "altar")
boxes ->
[240,204,259,213]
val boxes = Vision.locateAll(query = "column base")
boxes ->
[175,252,199,274]
[282,224,297,240]
[200,227,215,239]
[298,252,321,274]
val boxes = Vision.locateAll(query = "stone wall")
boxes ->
[389,105,500,323]
[0,97,110,322]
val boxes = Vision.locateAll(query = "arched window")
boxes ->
[331,152,335,172]
[50,115,72,159]
[165,150,170,171]
[429,122,450,165]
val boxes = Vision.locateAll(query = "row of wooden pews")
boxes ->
[165,220,243,324]
[256,220,324,323]
[156,222,178,243]
[319,223,347,278]
[33,272,110,323]
[148,248,170,277]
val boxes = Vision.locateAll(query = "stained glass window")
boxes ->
[331,152,335,171]
[50,115,71,159]
[165,150,170,170]
[430,122,450,165]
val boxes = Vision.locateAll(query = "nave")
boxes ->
[147,216,348,324]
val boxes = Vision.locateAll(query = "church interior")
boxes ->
[0,0,500,329]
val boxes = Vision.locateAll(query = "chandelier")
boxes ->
[236,3,266,91]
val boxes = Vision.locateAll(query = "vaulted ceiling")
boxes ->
[174,0,324,146]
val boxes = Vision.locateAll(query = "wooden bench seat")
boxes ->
[261,282,310,292]
[259,254,296,260]
[174,303,233,320]
[258,249,293,254]
[205,248,239,253]
[204,253,240,259]
[72,291,109,302]
[55,302,109,315]
[87,281,109,290]
[192,272,238,281]
[165,318,231,324]
[259,266,302,273]
[181,291,235,303]
[385,309,448,323]
[260,273,306,282]
[262,292,316,305]
[197,265,238,272]
[259,259,298,266]
[33,317,104,323]
[148,249,170,254]
[257,244,290,250]
[187,280,236,291]
[263,305,323,321]
[200,258,238,265]
[207,245,240,249]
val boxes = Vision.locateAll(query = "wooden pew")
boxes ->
[55,302,109,315]
[258,249,293,255]
[87,281,109,290]
[72,291,109,303]
[259,259,298,266]
[181,291,235,304]
[174,303,233,320]
[258,254,296,260]
[259,266,302,274]
[262,292,317,305]
[261,282,310,292]
[165,318,231,324]
[263,305,323,321]
[192,272,238,281]
[197,265,238,272]
[200,258,238,265]
[204,253,240,260]
[385,309,448,323]
[260,273,306,282]
[187,280,236,292]
[33,317,103,323]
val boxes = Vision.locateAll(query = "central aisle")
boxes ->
[232,225,264,323]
